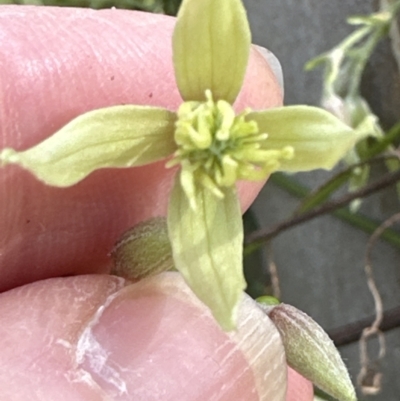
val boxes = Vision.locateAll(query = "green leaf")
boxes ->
[172,0,251,103]
[249,106,370,172]
[1,106,177,187]
[167,175,246,330]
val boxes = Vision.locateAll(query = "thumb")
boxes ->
[0,273,287,401]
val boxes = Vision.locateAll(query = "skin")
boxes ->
[0,6,313,401]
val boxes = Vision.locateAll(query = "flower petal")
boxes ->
[172,0,251,103]
[248,106,370,172]
[167,174,246,330]
[1,106,177,187]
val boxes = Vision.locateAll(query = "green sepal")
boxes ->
[167,174,246,331]
[248,106,370,172]
[172,0,251,103]
[0,106,177,187]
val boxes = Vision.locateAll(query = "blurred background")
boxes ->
[242,2,400,401]
[2,0,399,400]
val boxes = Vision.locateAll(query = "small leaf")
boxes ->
[110,217,174,280]
[167,175,246,331]
[259,303,357,401]
[0,106,177,186]
[249,106,370,172]
[172,0,251,103]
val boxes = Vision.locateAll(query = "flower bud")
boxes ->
[110,217,174,280]
[258,302,357,401]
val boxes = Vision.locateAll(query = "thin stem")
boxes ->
[348,30,384,96]
[245,170,400,251]
[365,122,400,158]
[294,155,399,215]
[328,305,400,347]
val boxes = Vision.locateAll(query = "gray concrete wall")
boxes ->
[243,1,400,400]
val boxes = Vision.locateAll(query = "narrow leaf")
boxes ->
[259,303,357,401]
[1,106,177,187]
[249,106,370,172]
[172,0,251,103]
[167,175,246,330]
[295,169,354,214]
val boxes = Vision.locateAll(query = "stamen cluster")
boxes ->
[168,90,293,201]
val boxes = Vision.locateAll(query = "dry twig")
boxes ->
[357,212,400,395]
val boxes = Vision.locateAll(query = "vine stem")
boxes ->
[328,305,400,347]
[244,170,400,252]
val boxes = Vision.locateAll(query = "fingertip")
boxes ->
[0,274,126,400]
[76,272,287,400]
[0,273,287,400]
[235,45,284,210]
[235,46,284,112]
[237,179,268,212]
[286,368,314,401]
[253,45,284,95]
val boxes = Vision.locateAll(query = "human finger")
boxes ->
[0,272,289,401]
[0,6,283,292]
[286,367,314,401]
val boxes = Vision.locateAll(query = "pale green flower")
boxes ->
[1,0,369,330]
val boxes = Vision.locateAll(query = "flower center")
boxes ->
[168,90,293,199]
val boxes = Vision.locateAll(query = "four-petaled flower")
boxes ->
[0,0,368,330]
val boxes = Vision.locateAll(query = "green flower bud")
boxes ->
[256,295,281,306]
[110,217,174,280]
[258,302,357,401]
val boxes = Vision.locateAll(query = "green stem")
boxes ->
[295,155,399,214]
[347,30,384,96]
[365,121,400,158]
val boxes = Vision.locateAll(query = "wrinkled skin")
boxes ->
[0,6,313,401]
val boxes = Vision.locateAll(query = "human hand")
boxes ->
[0,6,313,400]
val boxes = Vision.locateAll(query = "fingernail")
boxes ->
[254,45,284,94]
[74,273,287,400]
